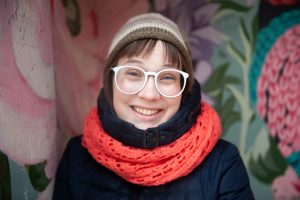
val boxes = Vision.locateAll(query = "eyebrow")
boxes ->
[123,58,143,65]
[122,58,176,69]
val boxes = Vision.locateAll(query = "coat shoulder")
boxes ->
[211,139,240,158]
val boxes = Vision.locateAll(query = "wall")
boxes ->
[0,0,299,199]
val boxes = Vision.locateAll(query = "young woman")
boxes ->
[53,13,254,199]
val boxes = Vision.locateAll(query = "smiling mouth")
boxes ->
[132,106,160,116]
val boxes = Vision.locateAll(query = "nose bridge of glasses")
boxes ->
[144,71,158,78]
[141,71,160,95]
[143,71,158,87]
[143,71,157,87]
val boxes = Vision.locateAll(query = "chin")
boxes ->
[135,123,158,130]
[135,124,150,130]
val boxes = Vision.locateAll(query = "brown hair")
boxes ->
[103,39,193,104]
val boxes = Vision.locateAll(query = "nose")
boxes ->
[138,76,161,100]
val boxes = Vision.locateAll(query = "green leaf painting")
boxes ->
[249,127,287,183]
[0,151,12,200]
[203,62,241,135]
[26,161,50,192]
[208,2,288,188]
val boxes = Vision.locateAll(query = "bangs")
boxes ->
[116,39,182,69]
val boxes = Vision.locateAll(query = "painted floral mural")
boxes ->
[0,0,299,199]
[249,6,300,199]
[0,0,55,199]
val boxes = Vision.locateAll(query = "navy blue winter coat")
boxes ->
[53,136,254,200]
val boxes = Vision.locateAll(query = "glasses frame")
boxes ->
[111,65,189,98]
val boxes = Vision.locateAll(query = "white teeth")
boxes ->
[133,107,159,116]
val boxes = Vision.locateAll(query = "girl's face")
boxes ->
[112,41,182,130]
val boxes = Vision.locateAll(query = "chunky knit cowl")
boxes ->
[82,99,221,186]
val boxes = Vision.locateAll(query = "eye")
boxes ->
[158,70,180,82]
[123,68,144,80]
[160,74,176,80]
[126,70,140,77]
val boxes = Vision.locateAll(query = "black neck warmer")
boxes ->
[98,80,201,149]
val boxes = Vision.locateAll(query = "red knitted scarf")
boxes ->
[82,102,221,186]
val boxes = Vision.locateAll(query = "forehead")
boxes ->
[116,39,182,68]
[119,45,180,73]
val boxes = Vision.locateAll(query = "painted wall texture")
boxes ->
[0,0,299,199]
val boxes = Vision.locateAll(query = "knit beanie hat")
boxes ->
[103,13,194,100]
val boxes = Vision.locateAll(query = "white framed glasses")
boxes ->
[111,66,189,98]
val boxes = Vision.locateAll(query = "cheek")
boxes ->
[166,97,181,114]
[112,82,130,114]
[112,83,122,108]
[112,81,123,99]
